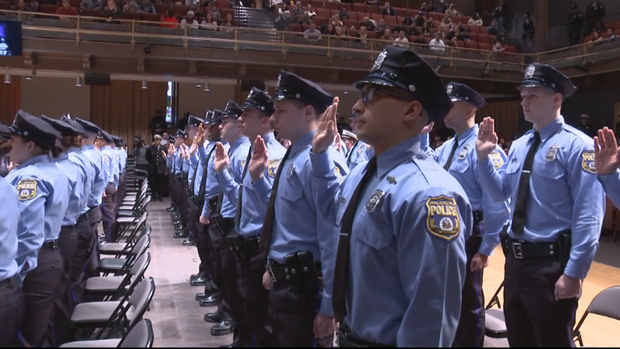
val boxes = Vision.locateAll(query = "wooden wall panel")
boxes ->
[477,101,521,142]
[0,76,21,126]
[90,80,167,151]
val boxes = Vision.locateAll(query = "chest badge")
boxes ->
[458,148,468,160]
[366,190,385,212]
[387,176,397,184]
[545,145,559,162]
[286,164,295,179]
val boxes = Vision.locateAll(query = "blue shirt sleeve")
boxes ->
[599,171,620,208]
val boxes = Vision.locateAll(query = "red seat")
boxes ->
[172,4,187,17]
[480,25,488,33]
[339,3,351,11]
[434,20,441,28]
[300,0,309,6]
[80,8,101,17]
[504,45,516,53]
[488,34,496,44]
[613,21,620,30]
[302,24,310,31]
[615,29,620,36]
[470,32,478,42]
[122,12,142,20]
[464,41,478,50]
[70,0,80,8]
[311,0,323,9]
[0,0,11,9]
[347,11,358,21]
[358,12,369,20]
[371,13,382,21]
[344,19,357,27]
[478,42,491,51]
[385,15,396,26]
[317,8,329,18]
[325,2,338,10]
[393,7,405,16]
[477,33,489,43]
[410,9,419,16]
[352,3,365,12]
[330,9,339,17]
[221,8,233,19]
[287,23,302,32]
[365,5,378,13]
[154,3,169,14]
[349,28,358,36]
[216,0,230,8]
[469,25,480,34]
[457,40,464,48]
[584,35,592,43]
[141,13,161,22]
[423,36,431,44]
[39,4,57,13]
[430,13,441,21]
[313,16,327,27]
[461,15,471,23]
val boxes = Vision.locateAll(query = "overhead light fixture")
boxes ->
[25,76,32,80]
[343,91,349,95]
[196,83,202,88]
[141,79,148,90]
[204,81,210,92]
[75,73,83,87]
[4,70,10,84]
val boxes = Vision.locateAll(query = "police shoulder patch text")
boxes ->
[489,150,505,169]
[17,179,38,201]
[268,159,281,178]
[426,195,460,241]
[334,165,342,181]
[581,150,596,174]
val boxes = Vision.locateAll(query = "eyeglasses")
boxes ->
[360,86,412,104]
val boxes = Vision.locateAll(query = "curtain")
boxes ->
[476,101,521,143]
[0,76,21,126]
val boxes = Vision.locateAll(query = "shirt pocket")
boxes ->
[533,160,565,180]
[279,170,304,203]
[450,159,470,174]
[352,210,393,250]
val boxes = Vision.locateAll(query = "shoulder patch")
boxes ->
[426,196,460,241]
[268,159,281,178]
[489,150,505,169]
[581,150,596,174]
[17,179,38,201]
[334,165,342,181]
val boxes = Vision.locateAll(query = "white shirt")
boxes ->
[201,20,218,30]
[430,38,446,51]
[181,18,199,29]
[393,36,409,47]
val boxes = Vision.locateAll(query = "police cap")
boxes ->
[518,63,577,98]
[99,130,114,143]
[446,82,486,109]
[10,110,62,149]
[243,87,275,115]
[75,118,102,135]
[60,115,88,136]
[269,70,333,114]
[354,47,453,122]
[187,115,204,127]
[176,129,187,138]
[223,101,243,119]
[41,115,81,137]
[342,129,358,141]
[207,110,225,125]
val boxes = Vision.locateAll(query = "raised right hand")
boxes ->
[476,117,498,160]
[189,143,198,156]
[595,127,620,175]
[196,124,206,146]
[312,97,339,154]
[249,135,269,182]
[213,142,230,173]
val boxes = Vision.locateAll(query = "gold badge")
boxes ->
[545,145,559,162]
[489,150,505,169]
[240,160,246,170]
[286,164,295,179]
[334,166,342,181]
[17,179,38,201]
[426,196,460,241]
[387,176,397,184]
[366,190,385,212]
[268,159,281,178]
[581,150,596,174]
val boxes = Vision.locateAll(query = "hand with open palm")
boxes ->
[595,127,620,175]
[476,117,498,160]
[249,135,269,182]
[313,97,339,154]
[213,142,230,173]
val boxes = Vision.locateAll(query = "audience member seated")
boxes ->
[221,13,234,29]
[439,16,453,32]
[201,12,218,30]
[339,8,349,20]
[329,14,342,27]
[181,10,199,29]
[206,3,219,21]
[445,3,459,17]
[55,0,77,19]
[419,1,428,12]
[305,4,316,17]
[375,18,387,35]
[380,2,395,16]
[101,0,122,22]
[401,12,413,26]
[421,21,432,37]
[364,0,378,6]
[298,12,313,25]
[393,29,409,47]
[594,20,607,34]
[160,8,178,28]
[124,0,138,13]
[414,13,424,26]
[360,16,375,31]
[80,0,101,10]
[456,25,471,41]
[303,22,322,40]
[434,0,447,13]
[492,40,504,54]
[25,0,38,11]
[321,22,335,35]
[354,24,369,45]
[587,30,604,46]
[380,28,391,41]
[292,1,303,17]
[469,12,483,26]
[192,2,205,17]
[329,0,341,3]
[447,35,459,48]
[138,0,156,13]
[487,18,499,35]
[335,25,348,41]
[429,31,446,52]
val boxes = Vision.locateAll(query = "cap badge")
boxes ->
[446,84,453,95]
[275,74,282,91]
[246,90,253,100]
[371,50,387,72]
[525,64,536,79]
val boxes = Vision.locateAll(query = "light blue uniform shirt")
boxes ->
[6,154,70,282]
[424,125,510,256]
[101,145,119,188]
[346,140,373,170]
[200,141,229,217]
[477,117,605,280]
[82,144,106,207]
[173,148,183,175]
[191,141,216,197]
[261,130,348,317]
[68,148,94,215]
[116,148,126,173]
[236,132,286,238]
[217,136,251,219]
[0,176,19,282]
[54,152,85,226]
[599,171,620,207]
[310,136,470,346]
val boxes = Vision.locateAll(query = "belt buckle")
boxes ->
[512,242,524,259]
[266,259,278,283]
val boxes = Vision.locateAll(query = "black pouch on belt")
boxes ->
[296,251,318,288]
[233,234,249,260]
[284,252,303,288]
[558,232,572,270]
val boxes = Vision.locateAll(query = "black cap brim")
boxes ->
[354,75,397,90]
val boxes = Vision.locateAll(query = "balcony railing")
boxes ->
[4,9,620,76]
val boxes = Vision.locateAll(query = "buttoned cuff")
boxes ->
[310,150,332,177]
[217,169,235,190]
[319,294,334,317]
[478,239,497,257]
[564,260,588,280]
[253,175,271,197]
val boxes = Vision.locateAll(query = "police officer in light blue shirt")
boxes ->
[420,82,510,347]
[475,63,605,347]
[6,110,70,347]
[226,87,284,346]
[0,175,22,347]
[594,127,620,207]
[99,131,120,242]
[310,47,470,347]
[255,70,348,347]
[345,113,373,170]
